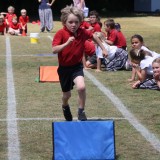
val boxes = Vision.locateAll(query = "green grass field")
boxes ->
[0,16,160,160]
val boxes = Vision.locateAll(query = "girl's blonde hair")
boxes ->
[152,57,160,64]
[60,6,83,25]
[94,32,106,43]
[21,9,27,13]
[8,6,15,11]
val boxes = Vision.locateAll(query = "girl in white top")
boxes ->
[129,48,160,89]
[129,34,160,81]
[94,32,118,72]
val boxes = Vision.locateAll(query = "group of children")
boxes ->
[52,5,160,121]
[0,6,29,36]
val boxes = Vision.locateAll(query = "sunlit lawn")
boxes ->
[0,16,160,159]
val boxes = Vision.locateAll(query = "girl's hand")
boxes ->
[131,80,140,89]
[153,73,160,81]
[102,49,108,58]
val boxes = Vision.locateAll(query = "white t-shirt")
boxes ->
[140,46,160,75]
[141,46,160,58]
[96,42,117,60]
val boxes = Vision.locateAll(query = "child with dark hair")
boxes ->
[128,34,159,81]
[88,10,101,33]
[129,48,160,89]
[104,19,126,50]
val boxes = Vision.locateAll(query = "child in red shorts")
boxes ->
[52,6,108,121]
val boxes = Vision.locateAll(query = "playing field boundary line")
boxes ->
[0,117,126,122]
[84,70,160,152]
[6,36,21,160]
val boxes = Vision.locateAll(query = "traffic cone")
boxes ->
[22,30,26,36]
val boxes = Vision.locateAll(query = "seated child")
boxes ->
[8,16,21,35]
[128,34,160,82]
[88,10,101,33]
[0,15,7,35]
[5,6,17,28]
[137,57,160,90]
[104,19,127,50]
[115,23,127,50]
[19,9,29,35]
[95,32,128,72]
[129,48,160,89]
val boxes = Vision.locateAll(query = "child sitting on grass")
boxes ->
[128,34,160,82]
[0,15,6,35]
[19,9,29,35]
[137,57,160,90]
[95,31,128,72]
[129,48,160,89]
[8,16,21,36]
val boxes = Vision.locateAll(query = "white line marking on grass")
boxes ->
[84,70,160,152]
[6,36,20,160]
[0,117,126,122]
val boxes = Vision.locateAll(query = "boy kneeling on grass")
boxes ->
[52,5,108,121]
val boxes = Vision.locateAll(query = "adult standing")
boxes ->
[73,0,85,10]
[73,0,88,17]
[38,0,55,32]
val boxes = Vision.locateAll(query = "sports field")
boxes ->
[0,16,160,160]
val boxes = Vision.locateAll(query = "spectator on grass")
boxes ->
[94,31,128,72]
[52,5,107,121]
[104,19,126,50]
[88,10,101,33]
[8,16,21,36]
[4,6,17,31]
[115,23,127,50]
[38,0,56,32]
[129,48,160,89]
[128,34,160,82]
[19,9,29,35]
[0,15,7,35]
[136,57,160,90]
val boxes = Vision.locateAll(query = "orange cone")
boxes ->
[22,30,26,36]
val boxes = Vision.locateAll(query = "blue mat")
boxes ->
[53,121,116,160]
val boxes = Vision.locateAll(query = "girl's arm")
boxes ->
[105,39,114,45]
[132,68,147,89]
[96,57,102,72]
[48,0,56,6]
[135,67,147,81]
[52,36,75,53]
[93,33,108,58]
